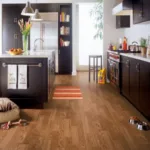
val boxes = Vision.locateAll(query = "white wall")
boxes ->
[124,12,150,45]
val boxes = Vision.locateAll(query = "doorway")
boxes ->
[77,3,103,71]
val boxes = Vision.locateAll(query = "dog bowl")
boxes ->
[129,116,140,125]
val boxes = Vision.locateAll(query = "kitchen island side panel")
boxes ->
[0,58,48,108]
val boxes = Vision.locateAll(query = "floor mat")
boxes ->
[52,86,83,100]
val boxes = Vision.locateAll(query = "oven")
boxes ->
[107,51,120,88]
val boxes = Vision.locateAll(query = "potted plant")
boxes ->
[140,38,147,55]
[90,0,103,40]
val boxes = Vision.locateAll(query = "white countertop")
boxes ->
[120,53,150,63]
[0,50,55,58]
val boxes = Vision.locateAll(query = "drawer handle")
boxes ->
[2,63,42,68]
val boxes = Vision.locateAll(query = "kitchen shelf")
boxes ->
[60,21,70,23]
[58,4,72,74]
[60,34,70,36]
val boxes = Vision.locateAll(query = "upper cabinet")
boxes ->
[133,0,150,24]
[142,0,150,22]
[116,16,130,28]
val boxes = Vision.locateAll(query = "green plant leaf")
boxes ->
[90,0,103,40]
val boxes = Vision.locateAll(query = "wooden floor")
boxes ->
[0,72,150,150]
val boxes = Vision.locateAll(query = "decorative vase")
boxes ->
[141,47,147,55]
[22,34,29,53]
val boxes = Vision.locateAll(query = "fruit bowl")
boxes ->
[6,48,24,55]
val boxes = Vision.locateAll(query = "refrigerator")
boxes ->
[30,12,58,73]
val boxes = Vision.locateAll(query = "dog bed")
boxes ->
[0,98,20,123]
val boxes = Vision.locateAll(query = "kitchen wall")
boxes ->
[124,12,150,45]
[103,0,124,68]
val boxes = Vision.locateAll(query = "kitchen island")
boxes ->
[0,50,55,108]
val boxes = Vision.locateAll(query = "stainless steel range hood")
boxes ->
[112,0,132,16]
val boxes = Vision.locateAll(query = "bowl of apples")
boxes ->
[6,48,24,55]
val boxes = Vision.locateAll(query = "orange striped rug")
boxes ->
[52,86,83,100]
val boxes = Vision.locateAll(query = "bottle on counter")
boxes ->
[108,43,113,50]
[119,38,122,50]
[122,37,128,50]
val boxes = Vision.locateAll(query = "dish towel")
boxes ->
[7,65,17,89]
[18,65,27,89]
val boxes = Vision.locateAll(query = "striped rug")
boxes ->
[52,86,83,100]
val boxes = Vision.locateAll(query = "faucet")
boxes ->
[33,38,44,51]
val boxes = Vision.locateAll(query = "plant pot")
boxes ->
[141,47,147,55]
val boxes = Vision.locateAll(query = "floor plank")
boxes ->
[0,72,150,150]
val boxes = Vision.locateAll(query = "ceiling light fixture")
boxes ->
[31,9,43,21]
[21,1,34,16]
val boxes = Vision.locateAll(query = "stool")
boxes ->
[89,55,102,82]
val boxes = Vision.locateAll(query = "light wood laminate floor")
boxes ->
[0,72,150,150]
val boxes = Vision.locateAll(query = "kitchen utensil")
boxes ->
[129,41,140,52]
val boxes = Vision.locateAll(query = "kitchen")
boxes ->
[0,0,150,149]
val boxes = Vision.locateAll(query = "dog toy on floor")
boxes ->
[1,119,28,130]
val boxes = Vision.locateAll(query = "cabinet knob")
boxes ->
[136,63,140,72]
[14,34,18,39]
[14,18,18,23]
[139,10,143,18]
[126,60,130,67]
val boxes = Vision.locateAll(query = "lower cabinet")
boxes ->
[139,60,150,118]
[0,58,48,108]
[120,55,150,119]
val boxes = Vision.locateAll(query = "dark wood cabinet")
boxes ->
[142,0,150,22]
[0,58,49,108]
[116,16,130,28]
[133,0,150,24]
[121,56,130,99]
[133,0,143,24]
[121,55,150,119]
[139,60,150,118]
[2,5,29,53]
[58,4,72,74]
[129,58,140,109]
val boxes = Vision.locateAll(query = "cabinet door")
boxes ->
[2,25,18,53]
[121,56,130,99]
[59,47,72,74]
[139,60,150,119]
[107,57,111,81]
[129,58,140,109]
[133,0,143,24]
[116,16,130,29]
[142,0,150,22]
[2,6,20,24]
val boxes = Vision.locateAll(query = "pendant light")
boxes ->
[21,1,34,16]
[31,9,43,21]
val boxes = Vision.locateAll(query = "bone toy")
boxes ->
[1,119,28,130]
